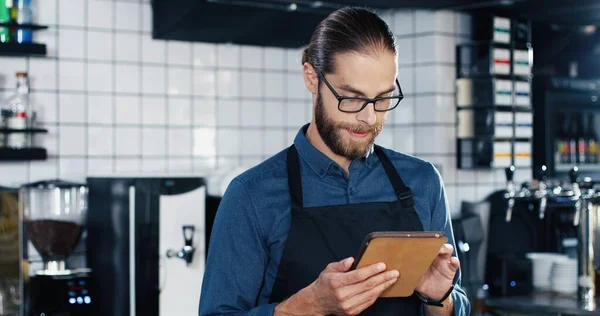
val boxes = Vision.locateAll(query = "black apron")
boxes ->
[268,144,425,315]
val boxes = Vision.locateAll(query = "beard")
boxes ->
[314,92,385,160]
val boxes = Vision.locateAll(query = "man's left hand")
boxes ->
[415,243,459,301]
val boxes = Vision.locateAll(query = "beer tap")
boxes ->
[571,167,582,226]
[537,165,548,219]
[504,166,516,222]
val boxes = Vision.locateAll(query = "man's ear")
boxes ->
[303,62,318,95]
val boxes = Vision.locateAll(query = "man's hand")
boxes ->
[274,257,398,316]
[415,243,459,315]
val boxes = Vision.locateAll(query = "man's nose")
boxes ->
[356,102,377,126]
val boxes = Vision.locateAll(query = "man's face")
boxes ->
[314,50,397,160]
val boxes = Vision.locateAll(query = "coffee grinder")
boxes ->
[19,180,93,316]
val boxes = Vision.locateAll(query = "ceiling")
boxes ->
[152,0,600,48]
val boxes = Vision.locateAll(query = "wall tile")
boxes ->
[168,128,192,156]
[58,29,84,59]
[87,62,113,93]
[58,158,84,182]
[241,46,263,69]
[115,95,141,125]
[87,31,114,61]
[216,99,239,126]
[264,48,285,70]
[397,37,414,65]
[193,43,217,68]
[59,125,85,156]
[169,97,192,126]
[88,94,113,124]
[193,128,216,157]
[193,98,217,126]
[394,10,415,36]
[88,127,114,156]
[241,100,263,127]
[88,0,114,29]
[241,71,263,98]
[29,159,59,182]
[168,68,192,96]
[194,69,216,96]
[168,41,192,66]
[58,0,85,27]
[59,93,85,123]
[59,61,85,91]
[115,2,141,31]
[115,64,140,93]
[116,158,142,173]
[143,96,166,125]
[217,45,239,68]
[142,127,166,157]
[216,129,240,156]
[31,92,58,123]
[87,158,114,176]
[115,127,141,156]
[142,66,166,94]
[241,130,262,156]
[115,33,140,62]
[37,0,57,25]
[142,37,166,64]
[415,35,435,64]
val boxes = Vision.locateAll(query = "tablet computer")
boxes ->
[350,231,448,298]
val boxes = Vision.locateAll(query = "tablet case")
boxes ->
[351,231,448,298]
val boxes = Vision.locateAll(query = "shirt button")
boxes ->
[349,188,355,195]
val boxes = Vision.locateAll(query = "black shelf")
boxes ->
[0,22,48,31]
[556,164,600,173]
[0,128,48,133]
[458,136,531,142]
[0,42,46,56]
[0,147,47,161]
[457,105,533,112]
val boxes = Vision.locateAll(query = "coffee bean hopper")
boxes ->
[19,180,93,316]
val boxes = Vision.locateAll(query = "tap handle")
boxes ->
[183,225,195,247]
[537,165,548,182]
[505,166,515,182]
[569,166,580,184]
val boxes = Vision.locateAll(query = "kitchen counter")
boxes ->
[484,292,600,315]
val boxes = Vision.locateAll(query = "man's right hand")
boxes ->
[274,257,399,316]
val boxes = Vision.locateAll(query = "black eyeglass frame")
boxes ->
[317,71,404,113]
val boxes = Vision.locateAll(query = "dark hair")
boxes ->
[301,7,397,74]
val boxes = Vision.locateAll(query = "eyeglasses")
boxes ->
[317,71,404,113]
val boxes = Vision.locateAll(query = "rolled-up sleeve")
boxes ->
[428,163,472,316]
[198,178,275,316]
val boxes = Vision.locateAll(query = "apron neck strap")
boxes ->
[374,145,415,208]
[287,145,303,212]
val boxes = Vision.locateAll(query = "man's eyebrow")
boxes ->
[337,83,396,97]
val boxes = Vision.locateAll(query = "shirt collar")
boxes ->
[293,123,375,178]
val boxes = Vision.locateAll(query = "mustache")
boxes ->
[335,122,383,134]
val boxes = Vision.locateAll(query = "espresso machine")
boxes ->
[19,180,93,316]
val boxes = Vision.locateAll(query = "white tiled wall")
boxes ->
[0,2,511,216]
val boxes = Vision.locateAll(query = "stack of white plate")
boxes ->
[526,252,569,291]
[551,258,577,294]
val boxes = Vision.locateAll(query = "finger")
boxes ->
[450,256,460,270]
[340,262,387,285]
[431,256,459,279]
[324,257,354,273]
[438,244,454,256]
[342,277,398,312]
[338,269,399,299]
[347,296,378,316]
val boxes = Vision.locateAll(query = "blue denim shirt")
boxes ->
[198,123,471,315]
